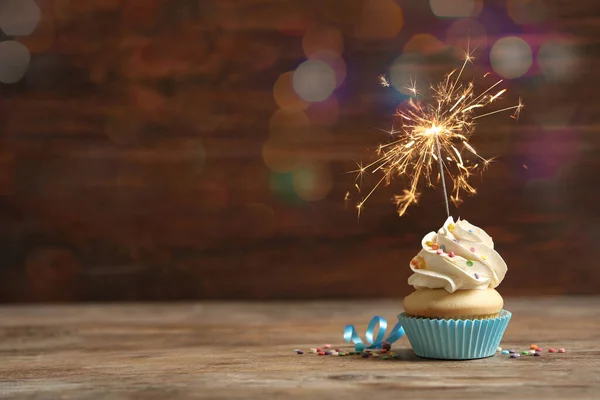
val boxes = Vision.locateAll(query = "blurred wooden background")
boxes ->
[0,0,598,302]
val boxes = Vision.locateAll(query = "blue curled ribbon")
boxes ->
[344,316,405,349]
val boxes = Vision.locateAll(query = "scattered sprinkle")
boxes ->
[509,350,516,354]
[324,344,331,349]
[380,349,388,354]
[355,343,366,352]
[470,247,475,252]
[349,352,356,355]
[510,353,520,358]
[448,223,455,231]
[530,344,538,350]
[482,255,487,260]
[372,352,380,358]
[392,354,400,359]
[382,342,392,351]
[536,347,542,352]
[466,260,474,267]
[448,251,455,258]
[331,352,339,356]
[534,352,541,357]
[339,352,346,356]
[310,348,317,353]
[558,348,566,353]
[382,356,391,360]
[468,229,473,233]
[474,273,480,279]
[528,350,536,355]
[436,249,443,255]
[521,351,529,355]
[318,351,325,356]
[440,245,446,251]
[317,348,322,352]
[426,241,434,247]
[362,352,369,358]
[502,350,509,355]
[324,351,332,355]
[497,347,502,352]
[548,348,556,353]
[432,244,440,250]
[295,350,304,354]
[411,259,418,266]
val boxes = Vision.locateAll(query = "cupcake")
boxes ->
[398,217,511,360]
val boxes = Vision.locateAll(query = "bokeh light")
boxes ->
[445,18,487,50]
[429,0,482,18]
[269,171,303,204]
[507,0,550,25]
[273,71,309,110]
[17,0,55,54]
[308,50,347,88]
[490,36,532,79]
[0,41,31,84]
[277,11,313,37]
[302,25,343,58]
[354,0,403,39]
[537,39,579,82]
[293,60,337,102]
[403,34,444,55]
[0,0,41,36]
[292,163,333,201]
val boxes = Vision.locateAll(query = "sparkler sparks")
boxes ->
[353,49,523,217]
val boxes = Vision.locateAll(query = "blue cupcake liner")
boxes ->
[397,310,511,360]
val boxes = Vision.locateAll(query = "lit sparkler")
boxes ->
[353,49,523,217]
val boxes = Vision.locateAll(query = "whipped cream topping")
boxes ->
[408,217,507,293]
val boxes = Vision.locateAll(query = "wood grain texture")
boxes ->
[0,0,600,301]
[0,298,599,399]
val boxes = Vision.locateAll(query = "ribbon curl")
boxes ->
[344,316,405,349]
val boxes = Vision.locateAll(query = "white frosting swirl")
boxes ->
[408,217,507,293]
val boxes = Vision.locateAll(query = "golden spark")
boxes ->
[379,75,390,87]
[353,49,523,217]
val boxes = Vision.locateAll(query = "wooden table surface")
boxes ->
[1,297,599,399]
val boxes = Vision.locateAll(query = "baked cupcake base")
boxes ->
[403,288,504,319]
[397,310,511,360]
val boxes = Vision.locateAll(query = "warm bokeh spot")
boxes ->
[273,71,310,110]
[403,34,445,55]
[302,25,344,58]
[354,0,403,39]
[490,36,533,79]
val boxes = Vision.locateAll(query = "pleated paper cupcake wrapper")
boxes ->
[397,310,512,360]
